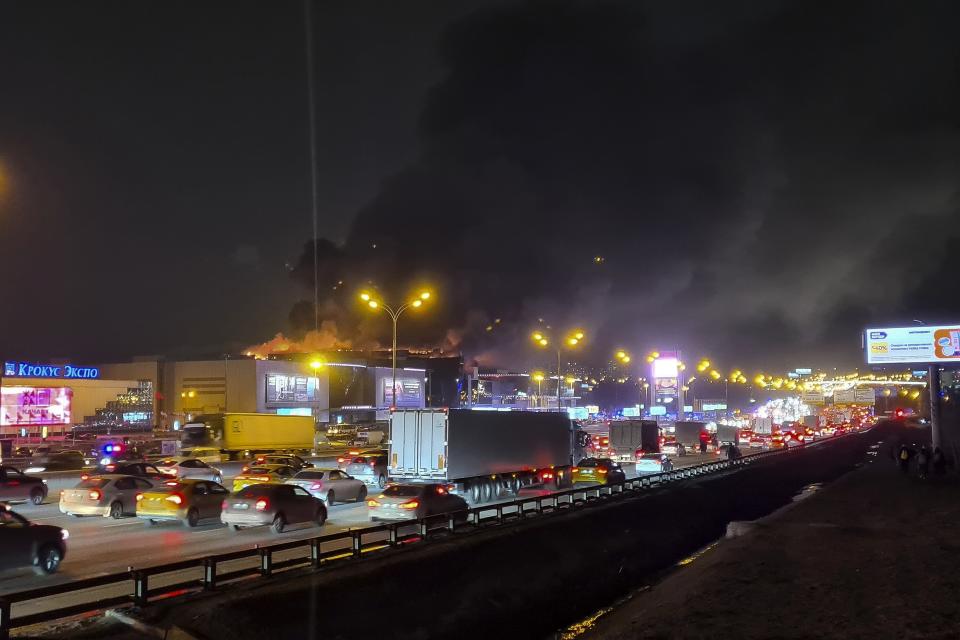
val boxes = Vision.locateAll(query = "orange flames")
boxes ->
[244,321,352,359]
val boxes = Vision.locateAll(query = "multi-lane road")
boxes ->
[0,448,741,623]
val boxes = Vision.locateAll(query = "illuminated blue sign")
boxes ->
[3,361,100,380]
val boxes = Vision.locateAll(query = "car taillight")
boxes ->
[241,466,250,473]
[80,474,89,481]
[255,499,268,511]
[221,500,228,510]
[598,468,608,474]
[309,482,323,490]
[337,457,346,464]
[166,494,184,505]
[88,490,101,501]
[572,467,579,472]
[542,472,554,480]
[367,499,381,507]
[105,465,116,472]
[399,500,419,510]
[370,461,377,467]
[136,493,144,502]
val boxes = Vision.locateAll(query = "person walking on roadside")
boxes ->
[898,445,912,474]
[917,446,930,480]
[933,447,947,476]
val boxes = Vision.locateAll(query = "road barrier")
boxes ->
[0,435,850,638]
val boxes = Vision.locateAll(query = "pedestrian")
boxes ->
[917,446,930,479]
[933,447,946,476]
[898,445,912,474]
[700,439,707,454]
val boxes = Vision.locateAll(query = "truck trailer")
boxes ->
[609,420,659,459]
[674,421,708,448]
[182,413,315,460]
[388,409,588,504]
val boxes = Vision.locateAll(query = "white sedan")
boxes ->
[635,453,674,475]
[155,457,223,483]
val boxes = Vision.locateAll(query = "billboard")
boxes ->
[854,388,876,404]
[834,389,857,404]
[381,378,424,408]
[265,374,320,404]
[1,387,73,426]
[865,325,960,364]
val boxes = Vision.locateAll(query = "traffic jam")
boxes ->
[0,407,874,577]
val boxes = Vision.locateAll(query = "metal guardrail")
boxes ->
[0,435,843,638]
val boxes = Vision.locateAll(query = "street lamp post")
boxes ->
[533,329,584,412]
[361,290,432,409]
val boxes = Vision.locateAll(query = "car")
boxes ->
[0,504,68,574]
[661,440,687,456]
[738,431,753,446]
[571,458,627,484]
[25,450,86,472]
[232,464,296,492]
[748,436,766,448]
[221,484,327,533]
[92,462,166,479]
[181,447,223,464]
[155,457,224,483]
[285,469,367,505]
[785,435,804,448]
[367,483,468,522]
[95,453,146,473]
[59,474,156,518]
[136,479,231,527]
[13,447,32,458]
[635,453,674,475]
[344,454,389,488]
[30,445,57,458]
[336,448,386,469]
[253,454,314,472]
[0,466,48,505]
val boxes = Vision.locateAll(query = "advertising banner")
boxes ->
[854,388,876,404]
[381,378,424,408]
[265,374,319,404]
[1,387,73,425]
[865,325,960,364]
[834,389,857,404]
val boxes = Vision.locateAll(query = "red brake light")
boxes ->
[80,474,89,481]
[399,500,419,510]
[88,489,101,501]
[255,499,268,511]
[543,472,554,480]
[166,494,184,505]
[572,467,579,472]
[221,500,227,510]
[436,486,446,495]
[370,461,377,467]
[105,465,116,472]
[337,457,346,464]
[367,499,381,507]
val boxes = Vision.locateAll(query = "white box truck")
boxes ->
[388,409,588,504]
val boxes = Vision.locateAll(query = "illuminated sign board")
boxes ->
[865,325,960,364]
[3,361,99,380]
[701,403,727,411]
[381,378,424,408]
[649,405,667,416]
[566,407,589,420]
[622,406,640,417]
[585,405,600,415]
[652,357,679,379]
[1,387,73,426]
[795,368,812,375]
[265,374,320,404]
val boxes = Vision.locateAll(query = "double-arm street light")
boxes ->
[360,289,433,409]
[532,329,585,412]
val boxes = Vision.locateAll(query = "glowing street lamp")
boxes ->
[533,328,586,412]
[360,289,434,409]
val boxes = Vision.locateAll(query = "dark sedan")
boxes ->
[0,466,48,505]
[221,484,327,533]
[0,504,68,574]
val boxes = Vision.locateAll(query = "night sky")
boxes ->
[2,1,958,370]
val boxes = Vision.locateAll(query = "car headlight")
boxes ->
[26,467,46,473]
[60,529,69,541]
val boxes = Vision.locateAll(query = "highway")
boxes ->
[0,450,735,594]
